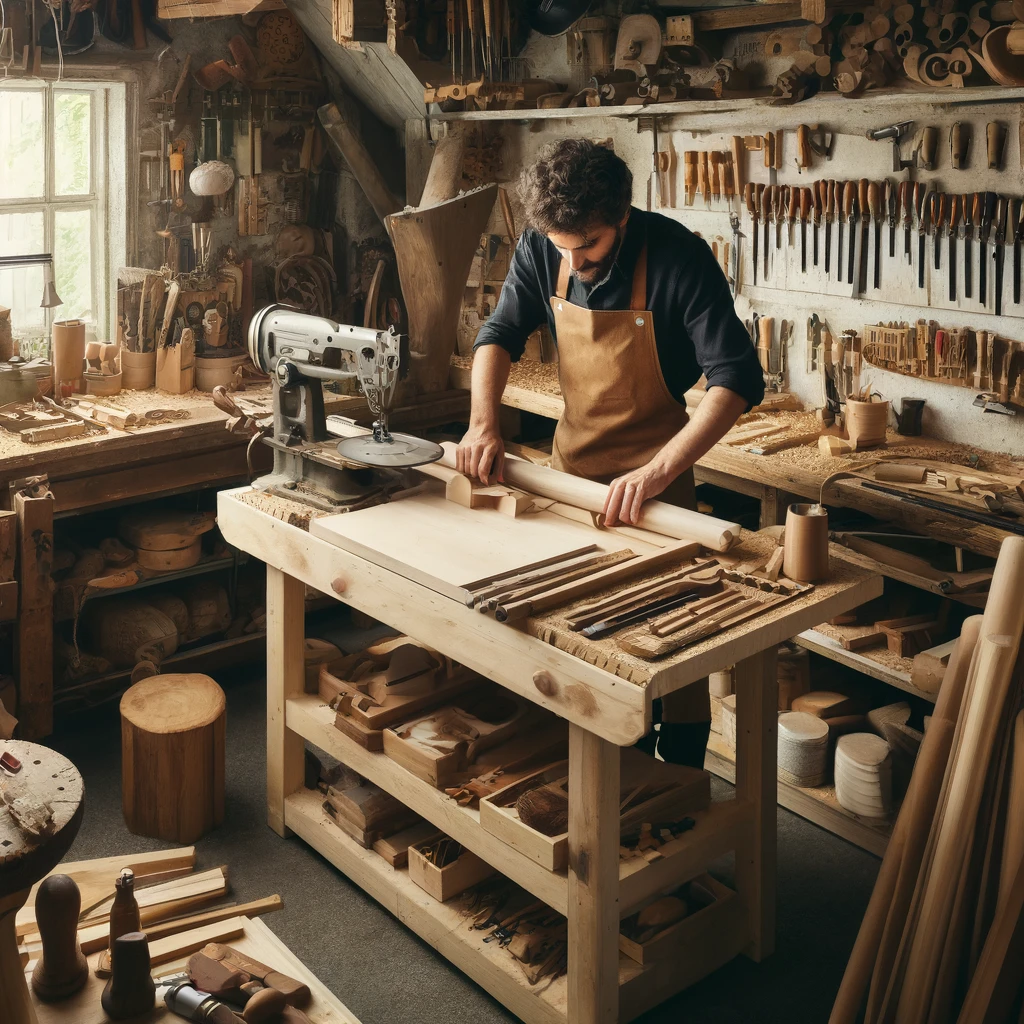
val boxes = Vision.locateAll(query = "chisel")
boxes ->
[775,184,787,252]
[885,178,896,258]
[963,192,975,299]
[813,180,824,266]
[994,195,1008,316]
[869,181,882,290]
[837,181,849,280]
[762,184,773,281]
[787,184,798,249]
[744,182,759,286]
[849,183,860,286]
[857,178,870,291]
[916,185,930,289]
[901,180,913,261]
[931,191,944,271]
[1014,197,1023,305]
[979,191,997,306]
[824,179,835,275]
[799,185,811,273]
[947,193,960,302]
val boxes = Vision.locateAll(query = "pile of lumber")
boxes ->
[17,847,282,969]
[831,535,1024,1024]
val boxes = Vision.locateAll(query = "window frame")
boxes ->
[0,75,132,347]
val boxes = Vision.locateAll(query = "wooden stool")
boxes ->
[120,674,225,843]
[1,741,85,1024]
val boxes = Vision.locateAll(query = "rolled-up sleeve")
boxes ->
[473,232,548,362]
[682,239,764,410]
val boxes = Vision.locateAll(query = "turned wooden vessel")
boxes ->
[120,673,226,842]
[783,503,830,583]
[844,396,889,448]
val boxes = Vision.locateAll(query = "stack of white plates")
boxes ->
[835,733,893,818]
[777,712,830,787]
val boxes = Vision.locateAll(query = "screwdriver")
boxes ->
[799,186,812,273]
[931,192,945,271]
[885,178,896,258]
[963,192,975,299]
[947,193,960,302]
[916,185,929,289]
[857,178,870,292]
[744,183,759,286]
[868,181,882,290]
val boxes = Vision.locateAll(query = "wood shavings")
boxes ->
[452,356,562,400]
[2,783,56,838]
[234,488,329,530]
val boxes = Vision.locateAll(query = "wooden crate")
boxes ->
[480,752,711,872]
[407,833,496,902]
[618,874,740,965]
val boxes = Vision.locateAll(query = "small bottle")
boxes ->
[109,868,141,946]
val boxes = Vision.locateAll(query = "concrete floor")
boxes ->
[47,650,881,1024]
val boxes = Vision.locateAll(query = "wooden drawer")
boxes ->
[407,833,496,902]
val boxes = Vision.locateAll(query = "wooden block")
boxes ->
[92,917,247,976]
[407,836,495,901]
[791,690,863,719]
[372,821,436,868]
[156,329,195,394]
[0,579,17,622]
[840,630,886,651]
[19,421,87,443]
[0,511,15,582]
[911,639,957,696]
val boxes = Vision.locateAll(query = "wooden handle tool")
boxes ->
[683,151,697,206]
[950,121,971,169]
[917,125,937,170]
[796,123,812,169]
[730,135,744,195]
[697,151,709,203]
[757,316,774,372]
[987,121,1007,169]
[709,151,722,199]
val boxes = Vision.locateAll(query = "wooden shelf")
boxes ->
[705,733,891,858]
[79,555,237,604]
[287,694,748,919]
[429,85,1024,122]
[794,628,934,703]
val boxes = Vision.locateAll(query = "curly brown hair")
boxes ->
[519,139,633,235]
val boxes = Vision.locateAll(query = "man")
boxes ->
[456,138,764,767]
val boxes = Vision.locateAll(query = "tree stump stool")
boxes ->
[120,674,225,843]
[1,741,85,1024]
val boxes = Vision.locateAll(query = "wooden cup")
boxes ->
[52,319,86,387]
[783,503,829,583]
[844,396,889,448]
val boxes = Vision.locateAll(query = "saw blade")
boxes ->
[337,433,444,468]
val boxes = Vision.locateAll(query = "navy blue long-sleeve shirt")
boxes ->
[474,207,765,411]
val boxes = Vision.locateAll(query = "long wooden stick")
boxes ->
[484,551,637,611]
[997,712,1024,905]
[468,550,634,606]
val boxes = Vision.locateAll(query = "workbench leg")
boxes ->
[734,647,778,962]
[567,723,620,1024]
[758,485,781,529]
[265,566,306,838]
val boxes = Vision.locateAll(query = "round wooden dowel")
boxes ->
[0,742,85,1024]
[120,674,226,843]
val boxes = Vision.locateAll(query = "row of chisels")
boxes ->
[742,179,1024,314]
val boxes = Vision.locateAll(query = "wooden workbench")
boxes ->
[217,481,880,1024]
[449,358,1024,557]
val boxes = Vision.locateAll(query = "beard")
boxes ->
[570,225,625,287]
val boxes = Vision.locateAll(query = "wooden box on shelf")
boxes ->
[479,750,711,872]
[407,834,496,902]
[618,874,740,965]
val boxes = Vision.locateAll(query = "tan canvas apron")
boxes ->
[548,243,708,724]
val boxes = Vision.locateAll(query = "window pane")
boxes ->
[0,89,45,199]
[54,208,93,323]
[55,91,92,196]
[0,211,46,353]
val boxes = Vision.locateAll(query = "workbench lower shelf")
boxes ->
[705,733,892,858]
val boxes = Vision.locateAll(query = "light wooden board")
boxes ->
[310,485,633,603]
[27,914,362,1024]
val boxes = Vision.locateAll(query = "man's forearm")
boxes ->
[651,386,749,479]
[470,344,512,430]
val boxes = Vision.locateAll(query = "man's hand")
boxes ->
[602,461,673,526]
[456,426,505,485]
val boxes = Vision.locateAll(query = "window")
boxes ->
[0,80,127,359]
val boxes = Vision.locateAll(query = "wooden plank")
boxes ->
[310,487,615,604]
[0,580,17,622]
[567,725,620,1024]
[733,648,777,961]
[288,694,570,913]
[266,566,306,837]
[219,490,648,745]
[14,487,54,738]
[0,510,15,580]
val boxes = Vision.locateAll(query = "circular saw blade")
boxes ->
[336,433,444,468]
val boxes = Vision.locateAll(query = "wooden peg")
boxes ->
[988,121,1008,169]
[763,131,775,168]
[722,152,734,197]
[709,151,722,199]
[683,152,697,206]
[697,151,709,202]
[796,123,812,169]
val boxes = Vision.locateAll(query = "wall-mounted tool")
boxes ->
[799,186,812,273]
[931,191,945,272]
[857,178,870,293]
[837,181,851,281]
[994,196,1009,316]
[947,194,960,303]
[796,123,812,171]
[683,151,697,206]
[915,126,938,171]
[813,180,825,267]
[848,183,860,289]
[866,120,914,172]
[987,121,1008,170]
[950,121,971,169]
[730,212,741,298]
[808,125,834,161]
[709,152,722,200]
[1013,196,1023,306]
[979,191,998,305]
[762,184,774,280]
[744,183,759,286]
[885,178,897,259]
[962,192,975,299]
[900,180,912,262]
[916,185,930,289]
[868,181,882,290]
[786,184,798,248]
[731,136,744,196]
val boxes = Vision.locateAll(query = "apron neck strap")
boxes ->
[553,236,647,307]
